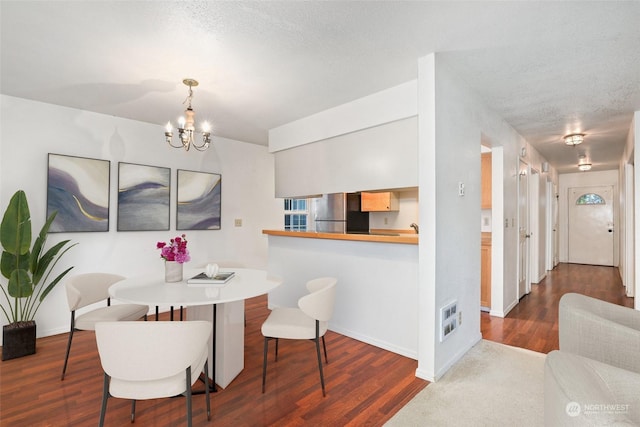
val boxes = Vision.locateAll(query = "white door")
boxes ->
[553,185,559,266]
[518,162,529,299]
[529,169,539,286]
[546,182,559,269]
[568,186,614,266]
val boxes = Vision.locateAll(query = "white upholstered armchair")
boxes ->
[545,293,640,425]
[61,273,149,380]
[559,292,640,373]
[95,320,212,427]
[261,277,337,397]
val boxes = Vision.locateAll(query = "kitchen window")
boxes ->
[284,198,308,231]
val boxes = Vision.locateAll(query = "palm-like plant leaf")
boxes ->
[0,191,31,257]
[0,191,76,324]
[7,269,32,298]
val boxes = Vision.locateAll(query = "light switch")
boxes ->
[234,219,242,227]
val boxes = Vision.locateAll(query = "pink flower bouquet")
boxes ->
[156,234,191,263]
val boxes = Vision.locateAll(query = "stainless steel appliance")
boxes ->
[312,193,369,233]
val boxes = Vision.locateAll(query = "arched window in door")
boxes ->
[576,193,605,205]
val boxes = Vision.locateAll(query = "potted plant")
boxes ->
[0,190,76,360]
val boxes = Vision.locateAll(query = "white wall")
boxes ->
[618,114,635,298]
[269,80,417,152]
[269,80,418,198]
[627,111,640,310]
[267,236,418,358]
[0,95,282,342]
[273,116,418,198]
[558,170,619,264]
[417,53,553,381]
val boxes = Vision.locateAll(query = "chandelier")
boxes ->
[564,133,584,146]
[164,79,211,151]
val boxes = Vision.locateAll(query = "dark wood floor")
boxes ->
[0,294,426,426]
[0,263,633,426]
[482,263,634,354]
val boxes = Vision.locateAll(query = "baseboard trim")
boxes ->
[329,325,418,360]
[415,335,482,383]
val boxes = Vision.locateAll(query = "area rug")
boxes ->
[385,340,546,427]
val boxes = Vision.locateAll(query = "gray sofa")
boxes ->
[544,293,640,426]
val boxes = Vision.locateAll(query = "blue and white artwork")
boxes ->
[47,154,110,232]
[118,163,170,231]
[177,169,221,230]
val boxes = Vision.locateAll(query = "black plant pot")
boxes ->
[2,321,36,360]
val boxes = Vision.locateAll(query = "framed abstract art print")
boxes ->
[176,169,221,230]
[47,153,110,232]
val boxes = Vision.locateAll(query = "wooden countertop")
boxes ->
[262,229,419,245]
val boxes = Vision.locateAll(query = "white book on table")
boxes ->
[187,271,235,286]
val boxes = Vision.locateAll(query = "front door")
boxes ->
[568,186,614,266]
[518,162,529,299]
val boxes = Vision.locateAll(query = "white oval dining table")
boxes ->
[109,267,282,390]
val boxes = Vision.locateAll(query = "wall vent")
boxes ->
[440,300,458,342]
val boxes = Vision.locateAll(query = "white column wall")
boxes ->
[0,95,282,342]
[418,54,542,381]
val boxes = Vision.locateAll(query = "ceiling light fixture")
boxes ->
[578,162,592,171]
[165,79,211,151]
[577,154,592,171]
[564,133,585,146]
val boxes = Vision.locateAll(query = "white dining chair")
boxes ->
[261,277,337,396]
[95,320,212,427]
[61,273,149,380]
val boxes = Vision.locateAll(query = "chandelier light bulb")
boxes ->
[164,78,212,152]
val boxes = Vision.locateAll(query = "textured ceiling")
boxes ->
[1,1,639,173]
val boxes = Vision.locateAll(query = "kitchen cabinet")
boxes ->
[481,233,491,310]
[361,192,399,212]
[481,153,492,209]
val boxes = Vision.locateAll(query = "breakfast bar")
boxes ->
[262,229,419,245]
[263,229,419,359]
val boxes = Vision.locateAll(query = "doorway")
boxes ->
[546,181,559,270]
[518,161,529,299]
[568,185,614,266]
[529,168,540,284]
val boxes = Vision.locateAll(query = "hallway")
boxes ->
[481,263,634,354]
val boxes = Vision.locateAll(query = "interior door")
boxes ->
[568,186,614,266]
[553,186,559,266]
[518,162,529,299]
